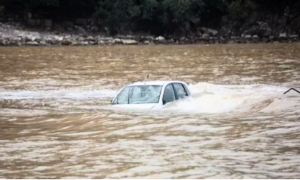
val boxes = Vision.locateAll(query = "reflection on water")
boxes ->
[0,44,300,178]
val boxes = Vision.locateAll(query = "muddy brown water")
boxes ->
[0,44,300,178]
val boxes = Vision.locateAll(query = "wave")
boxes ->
[0,83,298,115]
[163,83,292,114]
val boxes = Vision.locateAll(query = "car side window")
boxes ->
[173,83,188,99]
[163,84,175,104]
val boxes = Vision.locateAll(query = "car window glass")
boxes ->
[114,86,130,104]
[163,84,175,104]
[173,83,188,99]
[129,85,161,104]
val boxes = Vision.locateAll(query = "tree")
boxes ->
[3,0,59,18]
[95,0,140,35]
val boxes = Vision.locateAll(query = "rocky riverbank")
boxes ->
[0,22,299,46]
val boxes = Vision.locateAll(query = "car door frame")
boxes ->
[160,82,190,105]
[172,83,190,100]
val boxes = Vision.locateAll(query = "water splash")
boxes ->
[0,83,298,116]
[164,83,292,114]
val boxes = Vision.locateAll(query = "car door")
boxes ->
[162,84,176,105]
[173,83,189,100]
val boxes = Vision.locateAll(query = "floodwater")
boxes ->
[0,44,300,178]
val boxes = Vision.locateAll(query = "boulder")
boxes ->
[245,35,252,39]
[53,36,63,41]
[107,39,116,44]
[77,37,85,42]
[96,40,105,45]
[80,41,89,46]
[114,38,122,44]
[61,39,73,45]
[200,27,218,37]
[121,39,138,45]
[74,25,87,35]
[289,35,299,39]
[26,41,38,46]
[156,36,165,41]
[91,26,99,33]
[39,40,47,46]
[88,41,96,45]
[201,33,210,39]
[85,36,95,41]
[0,39,7,46]
[7,40,21,46]
[25,35,36,42]
[279,33,287,38]
[257,22,272,37]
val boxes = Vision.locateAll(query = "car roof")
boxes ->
[127,81,186,86]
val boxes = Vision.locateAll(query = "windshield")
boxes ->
[113,85,163,104]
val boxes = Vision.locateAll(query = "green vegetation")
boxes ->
[1,0,300,36]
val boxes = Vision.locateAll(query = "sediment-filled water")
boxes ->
[0,44,299,178]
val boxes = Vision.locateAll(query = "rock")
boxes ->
[25,35,36,42]
[180,37,187,42]
[245,35,252,39]
[114,38,122,44]
[196,30,202,37]
[107,39,116,44]
[11,37,22,41]
[200,27,218,37]
[96,40,105,45]
[143,36,154,41]
[26,41,38,46]
[88,41,96,45]
[39,40,47,46]
[257,22,272,37]
[279,33,287,38]
[61,39,72,45]
[228,40,236,44]
[53,36,63,41]
[220,26,232,38]
[77,37,85,41]
[144,40,150,44]
[289,35,299,39]
[121,39,138,45]
[62,21,74,31]
[156,36,165,41]
[86,36,95,41]
[74,25,87,35]
[168,39,174,43]
[80,41,89,46]
[91,26,99,33]
[0,39,7,46]
[201,33,210,39]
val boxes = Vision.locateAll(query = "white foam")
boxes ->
[0,83,298,115]
[163,83,292,114]
[0,89,117,100]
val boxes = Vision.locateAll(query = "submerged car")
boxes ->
[111,81,191,109]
